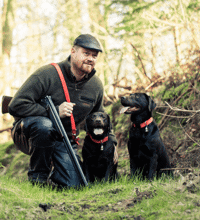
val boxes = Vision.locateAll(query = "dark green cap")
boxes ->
[73,34,102,52]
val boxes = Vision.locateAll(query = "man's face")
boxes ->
[71,46,99,75]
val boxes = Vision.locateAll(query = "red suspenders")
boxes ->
[51,63,80,145]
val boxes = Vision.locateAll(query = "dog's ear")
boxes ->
[107,114,112,132]
[84,115,90,132]
[84,122,88,132]
[148,95,156,111]
[144,94,156,112]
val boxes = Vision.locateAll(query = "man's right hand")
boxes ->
[59,102,76,118]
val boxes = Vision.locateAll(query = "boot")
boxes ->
[28,145,54,185]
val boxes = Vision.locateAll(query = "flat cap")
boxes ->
[73,34,102,52]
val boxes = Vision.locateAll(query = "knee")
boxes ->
[32,117,53,133]
[38,117,54,134]
[30,117,56,146]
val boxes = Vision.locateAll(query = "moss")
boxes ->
[174,83,188,95]
[162,87,175,101]
[0,142,17,167]
[0,142,29,179]
[160,81,190,102]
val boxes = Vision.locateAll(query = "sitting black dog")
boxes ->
[120,93,172,179]
[82,112,118,183]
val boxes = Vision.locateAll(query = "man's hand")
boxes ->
[59,102,76,118]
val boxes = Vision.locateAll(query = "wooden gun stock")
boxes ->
[2,96,13,114]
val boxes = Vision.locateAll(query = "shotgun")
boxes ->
[44,95,88,187]
[1,95,88,186]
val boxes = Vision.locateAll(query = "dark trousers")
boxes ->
[11,116,83,187]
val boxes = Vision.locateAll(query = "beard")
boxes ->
[81,62,93,74]
[72,60,94,75]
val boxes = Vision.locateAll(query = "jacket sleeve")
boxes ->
[8,74,48,117]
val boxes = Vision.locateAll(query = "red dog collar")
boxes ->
[88,133,108,144]
[132,117,153,128]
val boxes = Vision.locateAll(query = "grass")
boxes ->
[1,172,200,219]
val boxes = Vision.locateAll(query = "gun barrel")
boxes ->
[45,96,88,187]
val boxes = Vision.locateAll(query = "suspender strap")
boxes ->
[51,63,79,145]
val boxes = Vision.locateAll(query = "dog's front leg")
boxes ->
[83,162,93,182]
[148,154,158,180]
[130,157,138,177]
[104,163,116,182]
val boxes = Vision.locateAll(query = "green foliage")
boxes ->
[161,82,189,103]
[187,2,200,11]
[110,0,164,36]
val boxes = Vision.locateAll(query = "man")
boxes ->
[9,34,117,188]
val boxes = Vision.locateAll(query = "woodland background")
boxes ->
[0,0,200,142]
[1,2,200,218]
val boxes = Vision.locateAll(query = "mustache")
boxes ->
[83,61,93,65]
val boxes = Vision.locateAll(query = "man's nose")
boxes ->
[87,55,94,61]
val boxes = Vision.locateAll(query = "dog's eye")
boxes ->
[90,115,96,120]
[98,113,105,118]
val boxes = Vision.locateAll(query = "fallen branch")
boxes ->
[174,142,184,152]
[165,101,200,113]
[160,167,193,171]
[145,76,165,91]
[178,120,200,147]
[113,85,132,90]
[155,112,191,119]
[112,77,125,87]
[0,127,12,133]
[158,88,192,130]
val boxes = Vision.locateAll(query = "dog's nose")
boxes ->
[121,96,126,101]
[96,119,101,123]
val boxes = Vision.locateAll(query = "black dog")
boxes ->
[120,93,172,179]
[82,112,118,182]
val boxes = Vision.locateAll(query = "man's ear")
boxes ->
[71,47,76,54]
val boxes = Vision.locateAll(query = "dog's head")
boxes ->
[120,93,156,115]
[85,112,111,140]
